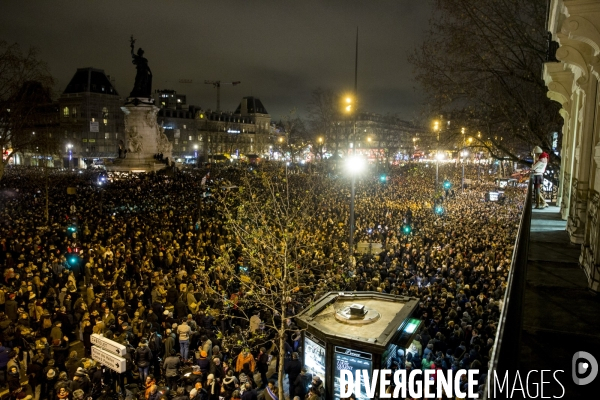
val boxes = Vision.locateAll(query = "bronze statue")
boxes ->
[129,35,152,98]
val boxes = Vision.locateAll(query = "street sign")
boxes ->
[91,334,127,356]
[92,346,126,373]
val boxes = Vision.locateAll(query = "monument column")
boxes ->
[108,37,172,172]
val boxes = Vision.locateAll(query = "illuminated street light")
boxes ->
[435,152,445,161]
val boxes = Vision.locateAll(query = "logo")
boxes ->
[572,351,598,386]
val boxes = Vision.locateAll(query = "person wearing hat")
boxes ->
[205,373,220,400]
[72,369,91,396]
[196,350,210,378]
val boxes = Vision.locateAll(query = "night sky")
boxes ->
[1,0,432,121]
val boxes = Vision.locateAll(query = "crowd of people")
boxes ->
[0,161,524,400]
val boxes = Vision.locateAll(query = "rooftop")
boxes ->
[296,292,419,350]
[62,68,118,96]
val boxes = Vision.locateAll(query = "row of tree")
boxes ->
[408,0,563,165]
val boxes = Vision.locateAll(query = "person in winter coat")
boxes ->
[50,322,63,342]
[196,350,210,378]
[255,347,269,389]
[163,350,181,390]
[205,373,220,400]
[135,339,153,383]
[293,367,312,399]
[5,295,18,322]
[163,329,176,359]
[64,350,82,379]
[285,352,302,396]
[235,348,255,373]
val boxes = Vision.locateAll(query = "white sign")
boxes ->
[90,122,99,132]
[91,334,127,356]
[92,346,126,373]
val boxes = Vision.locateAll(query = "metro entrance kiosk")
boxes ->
[296,292,421,400]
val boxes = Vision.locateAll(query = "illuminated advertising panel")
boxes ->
[304,333,326,391]
[333,346,372,400]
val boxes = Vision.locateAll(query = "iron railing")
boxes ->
[484,181,532,399]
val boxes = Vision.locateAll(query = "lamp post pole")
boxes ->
[434,121,440,190]
[461,127,466,193]
[346,155,364,266]
[349,173,356,263]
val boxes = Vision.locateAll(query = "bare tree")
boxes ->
[0,40,55,180]
[215,170,333,399]
[409,0,563,163]
[307,88,344,157]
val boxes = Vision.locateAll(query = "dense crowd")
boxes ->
[0,161,524,400]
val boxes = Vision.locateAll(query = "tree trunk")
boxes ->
[278,327,286,400]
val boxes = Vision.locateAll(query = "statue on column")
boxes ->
[129,35,152,98]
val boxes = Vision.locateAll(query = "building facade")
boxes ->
[59,68,125,167]
[544,0,600,291]
[156,93,272,161]
[326,112,425,161]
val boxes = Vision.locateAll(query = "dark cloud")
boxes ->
[1,0,431,120]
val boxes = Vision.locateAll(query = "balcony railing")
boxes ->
[483,181,532,398]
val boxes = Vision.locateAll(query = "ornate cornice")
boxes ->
[562,16,600,56]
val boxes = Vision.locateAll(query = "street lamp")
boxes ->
[345,154,366,265]
[461,127,466,192]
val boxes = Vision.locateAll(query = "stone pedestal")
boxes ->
[107,97,173,172]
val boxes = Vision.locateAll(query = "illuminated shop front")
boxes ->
[296,292,421,400]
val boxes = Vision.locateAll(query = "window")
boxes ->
[174,139,179,145]
[182,146,186,151]
[183,125,187,130]
[63,107,69,117]
[91,118,96,123]
[72,107,77,118]
[102,107,108,125]
[105,132,110,139]
[188,135,192,141]
[198,135,202,141]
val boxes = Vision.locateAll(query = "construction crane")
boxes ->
[204,80,241,112]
